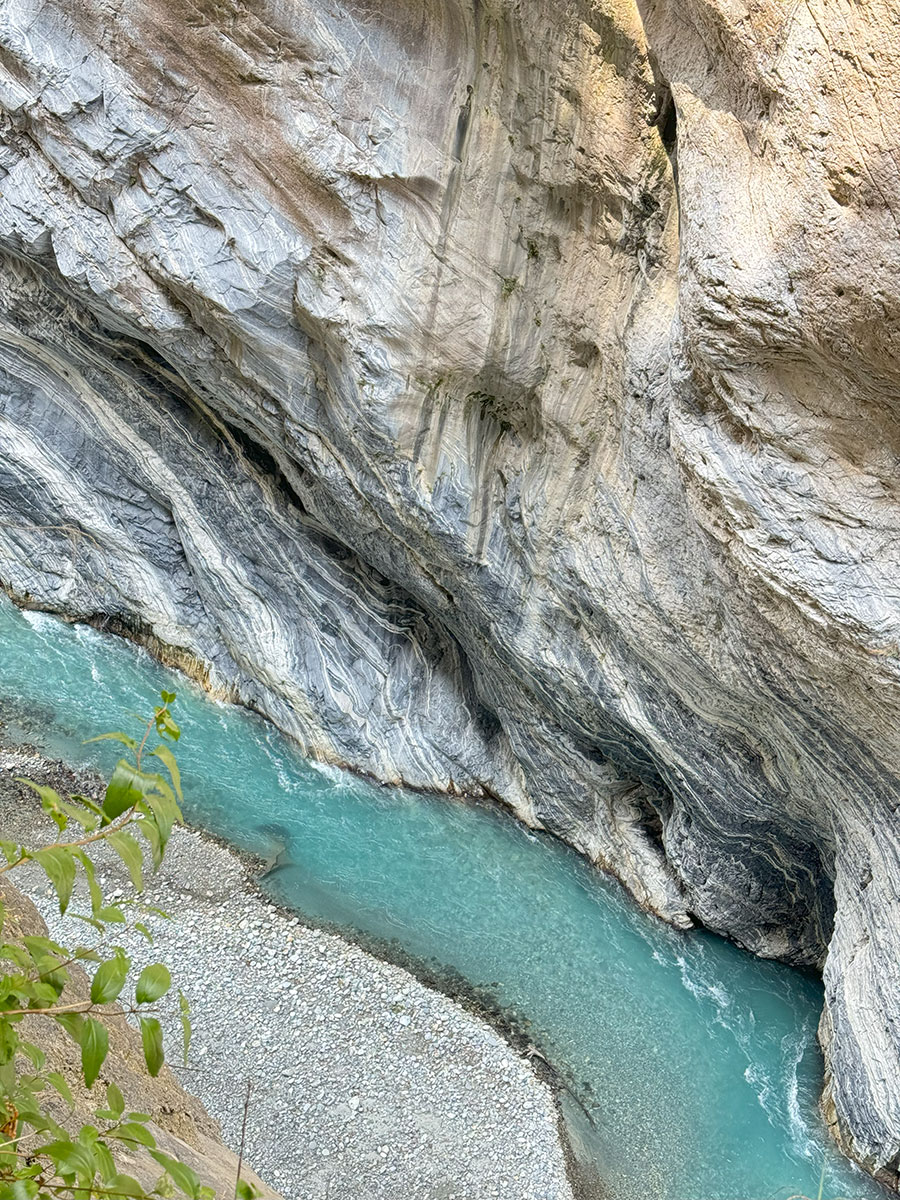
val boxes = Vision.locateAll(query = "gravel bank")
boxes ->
[0,750,575,1200]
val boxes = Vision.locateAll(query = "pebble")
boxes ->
[0,759,574,1200]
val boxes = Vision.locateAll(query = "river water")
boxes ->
[0,596,883,1200]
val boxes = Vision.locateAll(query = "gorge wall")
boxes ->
[0,0,899,1182]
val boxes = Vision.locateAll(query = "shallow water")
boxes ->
[0,597,884,1200]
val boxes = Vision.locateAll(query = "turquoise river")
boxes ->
[0,596,885,1200]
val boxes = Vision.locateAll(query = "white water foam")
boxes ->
[783,1022,819,1162]
[20,608,57,631]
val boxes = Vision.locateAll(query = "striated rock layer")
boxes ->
[0,0,898,1180]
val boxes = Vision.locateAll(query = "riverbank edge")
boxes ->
[0,592,871,1196]
[188,815,600,1200]
[0,736,589,1200]
[0,587,689,928]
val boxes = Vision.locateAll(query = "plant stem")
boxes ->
[235,1078,252,1198]
[6,1002,156,1017]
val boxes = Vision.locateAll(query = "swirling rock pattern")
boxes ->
[0,0,898,1181]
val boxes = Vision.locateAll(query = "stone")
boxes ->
[0,879,280,1200]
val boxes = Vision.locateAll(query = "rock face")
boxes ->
[0,0,898,1180]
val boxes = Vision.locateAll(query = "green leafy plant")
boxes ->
[0,691,239,1200]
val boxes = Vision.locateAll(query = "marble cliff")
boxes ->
[0,0,898,1182]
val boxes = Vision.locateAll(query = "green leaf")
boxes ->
[34,847,76,915]
[93,1139,116,1183]
[84,731,138,751]
[91,954,130,1004]
[111,1121,155,1148]
[107,1172,146,1198]
[149,1150,201,1199]
[0,943,30,970]
[78,1123,99,1146]
[141,777,181,848]
[70,915,105,933]
[74,851,104,916]
[135,963,170,1004]
[235,1181,260,1200]
[45,1071,74,1109]
[0,1060,16,1095]
[32,969,67,1001]
[54,1012,85,1046]
[20,1111,66,1141]
[105,1082,125,1118]
[154,709,180,742]
[160,691,176,705]
[103,761,144,820]
[81,1018,109,1089]
[149,744,182,802]
[136,817,163,868]
[0,1021,17,1066]
[71,793,106,822]
[0,1179,39,1199]
[16,781,67,831]
[18,783,99,833]
[22,935,67,961]
[139,1017,163,1077]
[36,1138,95,1179]
[73,946,103,962]
[107,832,143,890]
[18,1040,45,1070]
[58,798,98,831]
[96,905,126,924]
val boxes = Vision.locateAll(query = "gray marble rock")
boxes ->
[0,0,899,1182]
